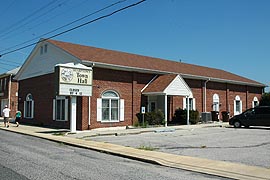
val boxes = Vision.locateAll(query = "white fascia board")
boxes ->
[88,61,265,87]
[142,92,166,95]
[55,62,92,70]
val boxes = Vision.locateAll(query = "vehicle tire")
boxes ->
[233,121,241,128]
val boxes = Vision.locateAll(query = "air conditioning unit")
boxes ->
[201,112,212,122]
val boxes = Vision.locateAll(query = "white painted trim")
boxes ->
[97,98,102,122]
[141,75,158,92]
[120,99,124,121]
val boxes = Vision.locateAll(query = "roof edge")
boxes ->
[83,60,265,88]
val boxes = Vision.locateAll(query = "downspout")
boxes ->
[8,74,12,109]
[204,78,210,112]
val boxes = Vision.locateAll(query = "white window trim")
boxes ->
[97,91,124,123]
[24,94,34,118]
[183,97,196,110]
[53,96,68,121]
[252,97,259,108]
[234,95,242,115]
[213,94,220,111]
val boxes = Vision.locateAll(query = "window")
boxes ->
[53,96,68,121]
[44,44,48,53]
[213,94,219,111]
[234,95,242,115]
[24,93,34,118]
[183,97,196,110]
[4,78,7,91]
[149,101,156,112]
[40,46,43,55]
[0,79,2,92]
[97,91,124,122]
[252,97,259,107]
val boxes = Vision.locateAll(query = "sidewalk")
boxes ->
[0,119,269,180]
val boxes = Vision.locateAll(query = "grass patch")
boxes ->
[52,132,67,136]
[138,144,158,151]
[200,145,207,148]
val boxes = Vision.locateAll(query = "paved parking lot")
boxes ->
[88,126,270,168]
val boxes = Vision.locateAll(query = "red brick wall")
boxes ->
[18,68,263,130]
[0,75,18,118]
[10,79,18,117]
[88,67,154,129]
[18,73,70,128]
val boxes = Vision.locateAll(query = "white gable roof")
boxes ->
[164,75,192,97]
[15,40,81,81]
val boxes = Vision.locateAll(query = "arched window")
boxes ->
[252,97,259,107]
[213,94,219,111]
[97,90,124,122]
[24,93,34,118]
[102,91,119,121]
[234,95,242,115]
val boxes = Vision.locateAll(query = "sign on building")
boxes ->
[55,63,93,96]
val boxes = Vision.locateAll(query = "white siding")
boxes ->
[164,75,192,96]
[17,42,81,81]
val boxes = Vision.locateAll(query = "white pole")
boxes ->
[70,96,77,133]
[187,96,190,125]
[164,94,168,127]
[88,96,91,127]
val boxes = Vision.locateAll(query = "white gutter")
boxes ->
[204,78,210,112]
[81,60,265,88]
[8,74,12,108]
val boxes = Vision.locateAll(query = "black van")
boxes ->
[229,106,270,128]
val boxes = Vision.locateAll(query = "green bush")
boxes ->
[172,108,200,125]
[136,109,165,126]
[260,93,270,106]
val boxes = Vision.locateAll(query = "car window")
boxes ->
[255,107,270,114]
[244,109,254,115]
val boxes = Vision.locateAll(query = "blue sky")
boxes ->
[0,0,269,91]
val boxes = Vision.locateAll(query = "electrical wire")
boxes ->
[0,0,127,53]
[0,0,86,42]
[0,0,146,57]
[0,0,60,36]
[0,0,68,41]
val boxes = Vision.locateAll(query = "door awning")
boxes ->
[142,74,192,97]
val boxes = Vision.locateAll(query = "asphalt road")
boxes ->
[0,130,229,180]
[89,126,270,168]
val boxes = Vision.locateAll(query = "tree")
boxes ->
[259,92,270,106]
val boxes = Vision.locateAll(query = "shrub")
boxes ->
[260,93,270,106]
[136,109,165,126]
[172,108,200,125]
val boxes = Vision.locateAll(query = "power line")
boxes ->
[0,0,87,42]
[0,0,60,36]
[0,0,127,53]
[0,0,146,57]
[0,0,68,41]
[0,0,17,20]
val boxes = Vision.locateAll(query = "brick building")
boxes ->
[0,67,20,118]
[14,39,265,130]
